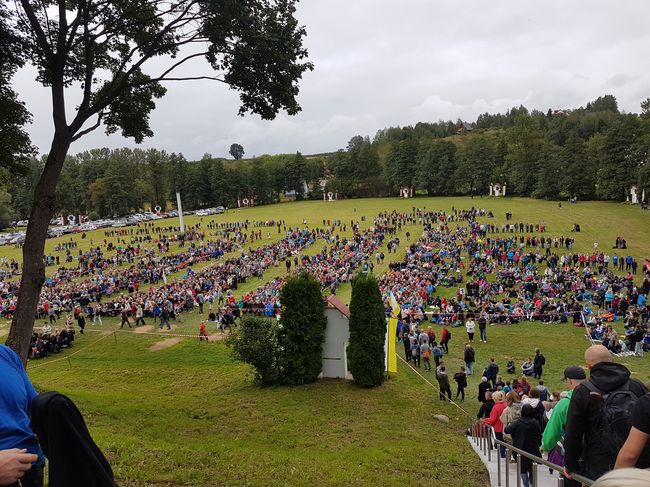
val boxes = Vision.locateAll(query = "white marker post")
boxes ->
[175,191,185,233]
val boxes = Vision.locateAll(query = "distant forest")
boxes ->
[5,94,650,221]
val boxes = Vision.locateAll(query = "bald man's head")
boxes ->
[585,345,613,368]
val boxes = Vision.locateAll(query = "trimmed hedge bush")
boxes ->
[277,272,327,385]
[347,274,387,387]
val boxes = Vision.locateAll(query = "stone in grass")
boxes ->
[433,414,450,424]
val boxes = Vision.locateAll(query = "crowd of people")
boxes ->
[472,345,650,485]
[0,203,649,486]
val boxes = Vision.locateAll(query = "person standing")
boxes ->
[484,358,499,388]
[440,326,451,354]
[134,305,145,327]
[465,317,476,342]
[197,293,205,314]
[482,391,508,458]
[541,367,586,487]
[119,307,131,329]
[411,340,420,368]
[464,342,475,376]
[421,341,431,371]
[533,348,546,379]
[564,345,648,481]
[478,377,491,404]
[402,326,412,362]
[454,366,467,402]
[159,308,171,330]
[75,308,86,335]
[432,342,443,368]
[478,313,488,343]
[477,391,495,419]
[92,303,102,326]
[505,404,542,487]
[0,345,45,487]
[436,363,452,402]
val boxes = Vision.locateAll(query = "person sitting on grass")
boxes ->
[521,357,534,376]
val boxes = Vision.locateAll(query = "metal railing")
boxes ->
[468,418,594,487]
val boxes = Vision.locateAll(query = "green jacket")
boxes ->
[541,391,572,452]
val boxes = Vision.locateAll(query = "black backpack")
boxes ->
[583,380,639,458]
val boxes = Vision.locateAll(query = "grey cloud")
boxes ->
[14,0,650,160]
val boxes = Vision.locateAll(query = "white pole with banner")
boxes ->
[176,191,185,233]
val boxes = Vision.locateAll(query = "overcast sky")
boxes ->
[13,0,650,160]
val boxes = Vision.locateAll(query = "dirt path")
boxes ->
[158,324,178,332]
[149,337,182,352]
[207,333,227,342]
[133,325,155,334]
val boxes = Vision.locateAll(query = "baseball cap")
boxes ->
[563,366,587,380]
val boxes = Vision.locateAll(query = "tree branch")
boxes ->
[71,111,105,141]
[156,51,208,79]
[155,76,227,83]
[56,0,68,56]
[18,0,55,61]
[39,0,54,48]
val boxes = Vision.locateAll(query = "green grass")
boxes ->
[2,196,650,486]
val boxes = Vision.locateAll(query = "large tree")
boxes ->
[5,0,312,364]
[229,143,245,160]
[0,3,33,172]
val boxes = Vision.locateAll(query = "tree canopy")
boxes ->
[229,143,245,160]
[5,0,313,364]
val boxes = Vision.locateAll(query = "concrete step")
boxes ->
[468,436,564,487]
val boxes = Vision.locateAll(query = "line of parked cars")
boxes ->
[3,206,226,246]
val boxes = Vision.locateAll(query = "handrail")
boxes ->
[469,418,594,487]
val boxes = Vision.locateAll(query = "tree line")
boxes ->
[8,150,326,220]
[329,95,650,202]
[3,94,650,224]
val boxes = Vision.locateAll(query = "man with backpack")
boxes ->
[563,345,648,481]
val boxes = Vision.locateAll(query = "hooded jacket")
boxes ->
[504,405,541,472]
[564,362,648,478]
[30,392,117,487]
[541,390,572,452]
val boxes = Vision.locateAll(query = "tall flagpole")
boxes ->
[176,191,185,234]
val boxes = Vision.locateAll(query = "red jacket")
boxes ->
[482,401,507,433]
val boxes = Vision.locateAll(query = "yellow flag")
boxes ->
[387,317,398,373]
[389,292,401,318]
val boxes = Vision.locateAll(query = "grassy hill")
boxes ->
[3,196,649,486]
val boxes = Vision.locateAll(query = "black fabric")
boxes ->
[504,409,541,473]
[477,399,494,419]
[633,393,650,434]
[564,362,648,478]
[478,381,491,403]
[630,393,650,468]
[30,392,117,487]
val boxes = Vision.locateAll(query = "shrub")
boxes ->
[227,317,281,385]
[347,274,387,387]
[277,272,327,385]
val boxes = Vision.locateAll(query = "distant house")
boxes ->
[456,122,473,134]
[322,295,351,379]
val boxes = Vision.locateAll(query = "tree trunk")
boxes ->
[6,132,71,366]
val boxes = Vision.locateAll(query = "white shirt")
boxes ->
[465,320,476,333]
